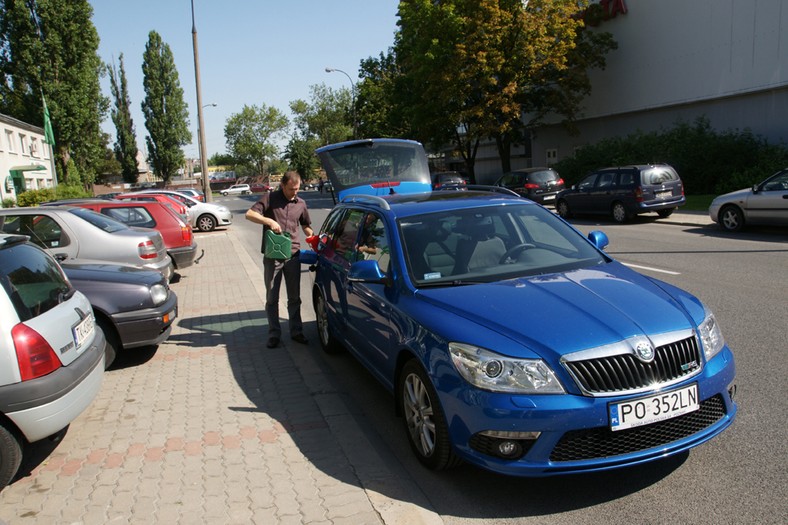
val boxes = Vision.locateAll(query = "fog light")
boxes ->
[497,440,522,458]
[728,383,737,401]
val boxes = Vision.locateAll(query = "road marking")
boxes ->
[623,263,681,275]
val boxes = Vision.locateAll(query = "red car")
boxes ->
[62,199,200,270]
[116,193,189,224]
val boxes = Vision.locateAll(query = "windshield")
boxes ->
[400,203,606,286]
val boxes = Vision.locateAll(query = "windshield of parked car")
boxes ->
[69,207,129,233]
[400,203,607,286]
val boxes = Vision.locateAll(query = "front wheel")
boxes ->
[556,199,571,219]
[197,214,217,232]
[96,318,119,369]
[612,202,629,223]
[719,205,744,232]
[0,423,23,489]
[399,360,461,470]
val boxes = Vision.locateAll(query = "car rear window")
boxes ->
[69,207,129,233]
[641,167,679,185]
[0,241,72,322]
[526,170,560,183]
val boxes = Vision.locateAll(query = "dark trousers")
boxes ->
[263,253,303,338]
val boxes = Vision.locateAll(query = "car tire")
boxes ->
[719,204,744,232]
[197,214,216,232]
[399,359,461,471]
[0,423,23,489]
[657,208,675,219]
[314,291,342,354]
[96,317,119,370]
[612,202,629,223]
[556,199,571,219]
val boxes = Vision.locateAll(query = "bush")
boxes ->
[552,117,788,195]
[15,184,91,207]
[1,198,16,209]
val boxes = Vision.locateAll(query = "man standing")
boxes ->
[245,172,313,348]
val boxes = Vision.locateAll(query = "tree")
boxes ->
[0,0,108,188]
[290,84,353,147]
[224,104,288,178]
[141,31,191,185]
[356,50,412,140]
[108,54,139,183]
[395,0,616,176]
[208,152,235,167]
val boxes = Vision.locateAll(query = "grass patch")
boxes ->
[684,194,715,211]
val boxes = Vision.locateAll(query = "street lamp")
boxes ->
[325,67,357,139]
[197,102,217,191]
[191,0,213,202]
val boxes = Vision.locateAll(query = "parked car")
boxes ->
[133,190,233,232]
[53,199,200,270]
[431,171,467,190]
[304,138,737,477]
[250,182,271,193]
[0,206,174,281]
[0,234,105,488]
[115,192,189,224]
[708,168,788,231]
[173,188,205,202]
[61,261,177,367]
[220,184,252,196]
[556,164,685,223]
[493,167,565,205]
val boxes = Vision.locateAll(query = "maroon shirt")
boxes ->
[250,189,311,254]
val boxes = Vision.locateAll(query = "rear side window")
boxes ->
[641,167,679,185]
[0,242,72,322]
[69,208,128,233]
[101,207,156,228]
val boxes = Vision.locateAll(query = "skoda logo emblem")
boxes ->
[635,342,655,362]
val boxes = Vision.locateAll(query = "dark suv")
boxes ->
[556,164,685,223]
[493,168,565,205]
[431,171,467,190]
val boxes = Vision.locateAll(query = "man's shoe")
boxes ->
[291,333,309,345]
[266,337,280,348]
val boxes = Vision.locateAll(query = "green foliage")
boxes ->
[108,54,139,184]
[2,198,16,209]
[224,104,288,176]
[0,0,109,187]
[290,84,353,145]
[209,153,235,167]
[552,117,788,194]
[141,31,191,185]
[284,135,321,179]
[15,184,90,207]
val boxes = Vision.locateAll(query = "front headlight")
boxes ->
[698,312,725,360]
[150,283,168,306]
[449,342,565,394]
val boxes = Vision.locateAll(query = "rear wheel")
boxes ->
[399,360,461,470]
[0,423,23,489]
[719,205,744,232]
[657,208,675,219]
[314,291,341,354]
[197,214,216,232]
[612,202,629,223]
[556,199,571,219]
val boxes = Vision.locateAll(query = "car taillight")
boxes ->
[138,239,158,260]
[12,323,61,380]
[557,178,565,185]
[635,187,644,202]
[181,226,192,242]
[523,183,539,189]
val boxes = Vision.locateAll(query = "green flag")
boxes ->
[43,97,55,146]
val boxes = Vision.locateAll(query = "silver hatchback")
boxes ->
[0,206,174,281]
[0,234,105,488]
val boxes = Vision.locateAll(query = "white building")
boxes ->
[471,0,788,182]
[0,113,56,205]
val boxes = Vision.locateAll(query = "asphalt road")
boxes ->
[224,192,788,525]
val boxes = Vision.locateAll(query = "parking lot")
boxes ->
[0,192,785,524]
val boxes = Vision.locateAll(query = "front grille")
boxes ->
[564,336,701,395]
[550,395,726,462]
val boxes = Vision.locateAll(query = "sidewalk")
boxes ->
[0,229,442,525]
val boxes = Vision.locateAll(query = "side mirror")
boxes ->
[348,259,388,285]
[752,184,759,193]
[587,230,609,251]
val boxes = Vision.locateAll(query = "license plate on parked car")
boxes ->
[655,190,672,199]
[609,383,699,431]
[73,313,95,349]
[543,194,555,201]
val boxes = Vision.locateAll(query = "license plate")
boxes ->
[73,313,95,350]
[609,383,699,431]
[543,194,556,201]
[655,190,672,199]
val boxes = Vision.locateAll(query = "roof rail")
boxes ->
[340,194,391,210]
[436,184,522,198]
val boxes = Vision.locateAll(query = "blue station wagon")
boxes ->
[306,139,737,477]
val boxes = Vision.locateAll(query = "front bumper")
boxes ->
[112,291,178,349]
[440,345,736,476]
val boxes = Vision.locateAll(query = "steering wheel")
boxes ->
[500,243,535,264]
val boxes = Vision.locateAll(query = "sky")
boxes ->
[89,1,400,160]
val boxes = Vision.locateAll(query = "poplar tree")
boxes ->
[140,31,190,185]
[0,0,108,187]
[108,54,139,184]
